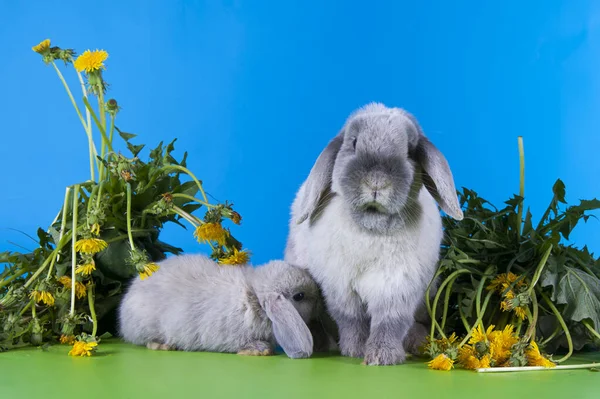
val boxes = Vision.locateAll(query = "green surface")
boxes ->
[1,339,599,399]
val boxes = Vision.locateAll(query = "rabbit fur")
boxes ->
[118,254,321,359]
[285,102,463,365]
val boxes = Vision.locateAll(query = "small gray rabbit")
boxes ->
[285,103,464,365]
[118,254,321,359]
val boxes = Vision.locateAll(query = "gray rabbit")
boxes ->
[285,103,463,365]
[118,254,321,359]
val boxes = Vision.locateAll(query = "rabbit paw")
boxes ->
[146,342,173,351]
[237,341,274,356]
[362,345,406,366]
[403,321,428,356]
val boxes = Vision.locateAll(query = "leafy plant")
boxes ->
[425,137,600,371]
[0,40,247,354]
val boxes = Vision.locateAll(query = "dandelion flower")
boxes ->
[457,345,481,370]
[219,248,251,265]
[74,49,108,73]
[75,238,108,254]
[526,341,555,368]
[68,340,98,357]
[60,335,76,345]
[487,272,526,293]
[514,306,527,320]
[58,276,72,288]
[428,354,454,371]
[32,39,51,54]
[30,290,55,307]
[75,282,88,299]
[468,324,494,345]
[139,263,159,280]
[76,261,96,276]
[193,223,228,246]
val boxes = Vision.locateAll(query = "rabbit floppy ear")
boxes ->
[296,131,344,225]
[262,293,313,359]
[413,136,464,220]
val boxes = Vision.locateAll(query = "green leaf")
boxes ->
[555,267,600,330]
[553,179,567,204]
[127,142,145,157]
[117,127,137,141]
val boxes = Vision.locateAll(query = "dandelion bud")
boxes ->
[106,98,120,115]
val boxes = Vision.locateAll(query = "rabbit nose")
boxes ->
[363,171,392,192]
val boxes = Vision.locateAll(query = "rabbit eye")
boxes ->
[292,292,305,302]
[352,137,357,150]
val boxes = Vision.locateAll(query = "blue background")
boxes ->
[1,0,598,266]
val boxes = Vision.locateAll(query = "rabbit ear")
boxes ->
[413,136,464,220]
[262,293,313,359]
[296,131,344,224]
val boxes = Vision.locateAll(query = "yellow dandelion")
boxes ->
[139,263,160,280]
[91,223,101,236]
[29,290,55,307]
[68,340,98,357]
[457,345,481,370]
[219,248,251,265]
[479,354,491,368]
[76,261,96,276]
[60,335,76,345]
[428,353,454,371]
[468,324,494,345]
[57,276,72,288]
[424,332,458,354]
[74,238,108,254]
[514,306,527,320]
[74,49,108,73]
[487,272,526,293]
[32,39,51,54]
[193,223,228,246]
[526,341,556,368]
[75,282,88,299]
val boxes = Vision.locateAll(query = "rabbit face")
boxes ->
[254,261,321,322]
[331,107,423,235]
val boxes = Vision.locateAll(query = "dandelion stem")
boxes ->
[539,290,572,363]
[540,325,562,347]
[53,187,71,266]
[83,97,113,153]
[527,244,553,297]
[70,184,80,316]
[75,68,99,177]
[170,193,214,208]
[109,114,115,145]
[458,291,493,348]
[430,269,470,340]
[0,269,28,290]
[172,206,202,227]
[52,62,97,180]
[126,183,135,250]
[425,269,445,324]
[432,271,470,340]
[161,165,208,203]
[517,136,525,235]
[23,235,71,289]
[458,293,472,333]
[87,283,98,337]
[441,275,456,330]
[98,91,107,180]
[582,320,600,341]
[475,267,495,327]
[523,291,538,342]
[19,300,33,316]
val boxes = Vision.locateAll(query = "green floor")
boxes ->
[1,339,599,399]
